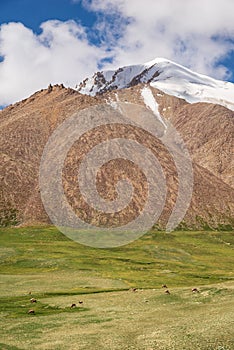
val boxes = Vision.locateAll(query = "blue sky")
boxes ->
[0,0,96,33]
[0,0,234,106]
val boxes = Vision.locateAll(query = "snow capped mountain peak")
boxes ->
[144,57,174,66]
[77,58,234,111]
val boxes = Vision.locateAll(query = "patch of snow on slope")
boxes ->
[105,97,118,110]
[141,86,167,129]
[105,92,122,112]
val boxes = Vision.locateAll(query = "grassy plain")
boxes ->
[0,226,233,349]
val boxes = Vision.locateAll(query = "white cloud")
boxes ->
[0,20,105,105]
[82,0,234,79]
[1,1,234,106]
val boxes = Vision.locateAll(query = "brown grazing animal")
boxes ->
[30,298,37,303]
[162,284,168,288]
[78,301,83,305]
[192,288,200,293]
[28,309,35,314]
[165,290,170,294]
[70,303,76,308]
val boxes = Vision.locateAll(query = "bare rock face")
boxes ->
[0,86,101,226]
[0,83,233,230]
[105,85,234,189]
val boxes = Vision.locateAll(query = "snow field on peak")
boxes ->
[78,58,234,111]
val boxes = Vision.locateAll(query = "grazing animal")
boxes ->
[192,288,200,293]
[78,301,83,305]
[165,289,170,295]
[132,288,137,292]
[30,298,37,303]
[162,284,168,288]
[28,309,35,314]
[70,303,76,308]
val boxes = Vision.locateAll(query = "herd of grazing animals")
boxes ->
[26,286,200,315]
[27,290,85,315]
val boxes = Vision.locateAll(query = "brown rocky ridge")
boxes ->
[0,82,233,230]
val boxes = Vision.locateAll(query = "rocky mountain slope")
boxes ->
[0,78,233,229]
[103,84,234,189]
